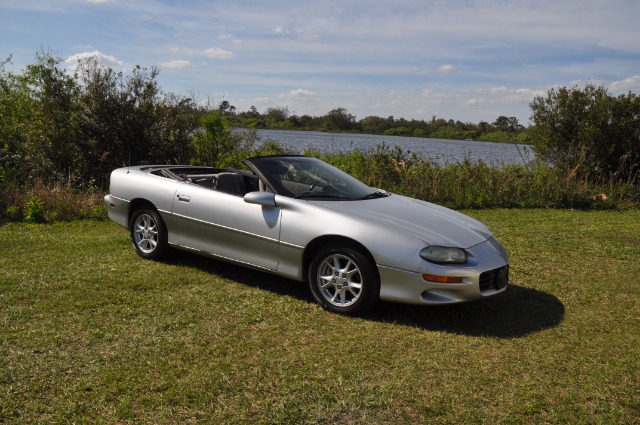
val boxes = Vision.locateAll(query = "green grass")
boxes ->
[1,210,639,423]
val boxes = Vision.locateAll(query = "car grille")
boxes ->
[479,266,509,292]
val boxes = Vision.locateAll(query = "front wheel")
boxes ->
[308,245,380,315]
[130,209,168,260]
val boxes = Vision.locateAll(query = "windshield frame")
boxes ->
[243,155,380,200]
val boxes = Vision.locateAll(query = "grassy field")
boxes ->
[1,210,639,424]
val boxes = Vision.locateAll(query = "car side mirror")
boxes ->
[244,191,277,207]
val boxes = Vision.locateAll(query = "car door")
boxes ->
[171,182,281,271]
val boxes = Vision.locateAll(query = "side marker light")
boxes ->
[422,274,464,284]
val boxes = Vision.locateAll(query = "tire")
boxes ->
[308,245,380,315]
[130,209,168,260]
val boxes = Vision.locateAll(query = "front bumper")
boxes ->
[377,237,508,305]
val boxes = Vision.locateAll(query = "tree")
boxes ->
[1,50,215,189]
[530,84,640,180]
[324,108,356,131]
[12,51,82,184]
[265,105,289,127]
[359,115,387,134]
[192,110,231,166]
[191,109,258,168]
[246,106,259,118]
[75,58,125,187]
[0,55,35,184]
[75,57,199,188]
[606,93,640,180]
[476,121,491,134]
[493,116,521,133]
[384,127,410,136]
[218,100,236,115]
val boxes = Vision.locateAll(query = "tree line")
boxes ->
[1,50,638,193]
[227,104,529,143]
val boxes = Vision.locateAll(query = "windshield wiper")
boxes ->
[295,192,352,200]
[358,190,390,200]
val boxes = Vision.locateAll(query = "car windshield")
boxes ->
[244,156,385,200]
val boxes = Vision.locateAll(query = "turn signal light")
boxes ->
[422,274,464,283]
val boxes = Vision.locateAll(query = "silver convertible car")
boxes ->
[104,155,508,314]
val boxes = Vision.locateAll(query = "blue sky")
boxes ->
[2,0,639,124]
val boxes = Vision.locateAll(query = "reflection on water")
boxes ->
[255,129,534,166]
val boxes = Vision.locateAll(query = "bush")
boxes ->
[1,51,201,191]
[530,84,640,182]
[0,182,107,223]
[23,197,46,223]
[312,145,639,210]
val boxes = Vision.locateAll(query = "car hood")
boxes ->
[312,194,493,248]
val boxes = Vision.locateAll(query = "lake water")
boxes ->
[255,129,534,166]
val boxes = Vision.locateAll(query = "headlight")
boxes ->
[420,246,467,264]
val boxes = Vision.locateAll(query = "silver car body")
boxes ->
[104,156,508,307]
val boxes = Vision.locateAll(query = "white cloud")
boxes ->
[293,28,318,41]
[275,89,322,113]
[486,86,545,103]
[85,0,113,3]
[64,50,122,71]
[200,47,234,59]
[218,32,242,44]
[463,98,490,107]
[280,89,316,98]
[272,26,317,40]
[168,47,234,59]
[490,86,509,94]
[438,64,457,74]
[611,76,640,93]
[161,60,193,69]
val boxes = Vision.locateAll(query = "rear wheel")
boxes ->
[130,209,168,260]
[308,245,379,315]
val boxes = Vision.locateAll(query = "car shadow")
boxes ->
[164,249,315,302]
[368,286,565,338]
[164,250,564,339]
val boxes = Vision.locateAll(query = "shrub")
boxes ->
[530,84,640,182]
[23,197,46,223]
[0,181,107,223]
[3,205,21,221]
[312,145,638,210]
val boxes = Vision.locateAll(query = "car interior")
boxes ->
[152,167,263,196]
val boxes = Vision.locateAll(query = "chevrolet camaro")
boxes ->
[104,155,508,314]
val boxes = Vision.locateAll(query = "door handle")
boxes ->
[177,194,191,202]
